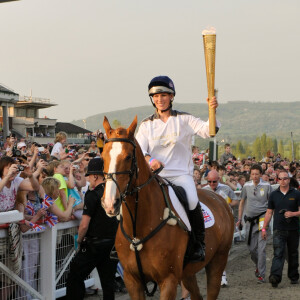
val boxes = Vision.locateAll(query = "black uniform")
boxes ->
[268,187,300,283]
[66,183,118,300]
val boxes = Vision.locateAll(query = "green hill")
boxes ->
[71,101,300,147]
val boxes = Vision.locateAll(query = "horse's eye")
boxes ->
[125,155,132,161]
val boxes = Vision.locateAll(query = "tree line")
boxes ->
[224,133,299,161]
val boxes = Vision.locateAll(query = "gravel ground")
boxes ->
[84,239,300,300]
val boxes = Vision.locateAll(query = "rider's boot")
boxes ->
[189,202,205,262]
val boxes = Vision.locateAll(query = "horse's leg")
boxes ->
[205,253,229,300]
[159,274,178,300]
[182,275,203,300]
[123,271,145,300]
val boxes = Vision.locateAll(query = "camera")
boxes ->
[12,146,22,157]
[88,152,97,158]
[17,165,25,172]
[38,147,45,152]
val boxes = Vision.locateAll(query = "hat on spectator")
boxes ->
[77,148,86,154]
[85,158,104,176]
[17,142,26,149]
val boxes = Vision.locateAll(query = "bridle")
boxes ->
[103,137,138,204]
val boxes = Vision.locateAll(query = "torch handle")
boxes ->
[203,34,216,137]
[208,104,216,137]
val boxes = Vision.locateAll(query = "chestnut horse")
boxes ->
[101,116,234,300]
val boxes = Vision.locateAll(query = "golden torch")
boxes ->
[202,27,216,137]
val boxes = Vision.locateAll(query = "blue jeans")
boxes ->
[270,230,299,283]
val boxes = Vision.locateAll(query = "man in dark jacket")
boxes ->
[262,170,300,288]
[66,158,118,300]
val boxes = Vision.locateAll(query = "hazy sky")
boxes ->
[0,0,299,123]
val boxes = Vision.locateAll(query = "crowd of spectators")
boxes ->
[0,131,113,299]
[1,134,299,298]
[192,144,300,192]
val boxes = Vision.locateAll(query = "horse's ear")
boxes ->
[103,116,113,138]
[127,115,137,138]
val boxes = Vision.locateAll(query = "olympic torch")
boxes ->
[202,27,216,137]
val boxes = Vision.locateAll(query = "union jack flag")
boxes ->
[28,222,46,232]
[25,201,35,216]
[202,209,212,223]
[42,194,55,210]
[44,212,58,228]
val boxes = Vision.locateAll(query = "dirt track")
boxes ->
[89,240,300,300]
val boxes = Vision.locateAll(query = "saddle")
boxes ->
[163,178,189,216]
[161,178,199,264]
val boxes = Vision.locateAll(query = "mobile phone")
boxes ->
[40,153,47,161]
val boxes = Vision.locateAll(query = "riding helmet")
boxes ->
[148,76,176,96]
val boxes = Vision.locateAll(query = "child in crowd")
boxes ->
[51,131,69,160]
[68,168,84,220]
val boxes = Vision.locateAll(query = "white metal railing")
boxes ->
[0,218,98,300]
[18,96,53,105]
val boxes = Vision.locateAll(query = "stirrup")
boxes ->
[110,246,119,261]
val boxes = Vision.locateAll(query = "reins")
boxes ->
[104,137,187,297]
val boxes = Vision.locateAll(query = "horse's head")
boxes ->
[101,116,138,217]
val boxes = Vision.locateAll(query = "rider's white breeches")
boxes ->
[165,174,198,210]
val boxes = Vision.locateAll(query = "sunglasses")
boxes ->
[253,187,258,196]
[208,180,217,184]
[278,177,289,181]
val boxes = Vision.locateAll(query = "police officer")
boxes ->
[66,158,118,300]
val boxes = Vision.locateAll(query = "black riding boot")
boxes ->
[189,202,205,262]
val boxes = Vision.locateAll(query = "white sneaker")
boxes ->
[221,272,228,287]
[180,296,191,300]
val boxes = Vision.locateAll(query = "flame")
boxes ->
[202,26,216,35]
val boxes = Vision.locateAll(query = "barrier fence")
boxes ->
[0,215,98,300]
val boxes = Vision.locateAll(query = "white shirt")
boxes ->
[51,142,63,159]
[136,110,220,178]
[0,177,24,212]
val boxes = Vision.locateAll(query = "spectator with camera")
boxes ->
[0,156,40,212]
[0,155,39,300]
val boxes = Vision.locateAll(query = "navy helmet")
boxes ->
[148,76,176,96]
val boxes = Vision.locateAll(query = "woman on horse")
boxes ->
[135,75,219,262]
